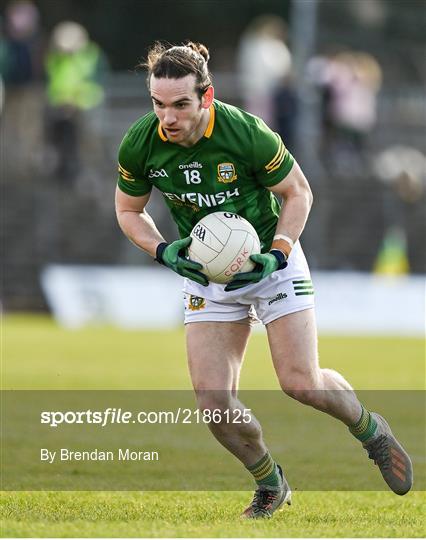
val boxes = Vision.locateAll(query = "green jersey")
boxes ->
[117,99,294,250]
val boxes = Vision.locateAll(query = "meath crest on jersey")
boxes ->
[188,295,206,311]
[217,162,237,183]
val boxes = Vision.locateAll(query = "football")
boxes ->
[188,212,260,284]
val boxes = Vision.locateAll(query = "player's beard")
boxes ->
[179,104,206,145]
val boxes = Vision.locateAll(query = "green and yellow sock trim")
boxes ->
[349,405,378,442]
[247,452,281,487]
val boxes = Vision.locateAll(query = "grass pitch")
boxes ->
[1,315,425,537]
[2,490,425,538]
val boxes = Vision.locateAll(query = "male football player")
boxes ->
[115,41,413,518]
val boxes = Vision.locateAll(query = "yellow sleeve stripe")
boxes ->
[118,163,135,181]
[118,168,133,179]
[265,137,287,173]
[267,162,284,174]
[265,140,285,172]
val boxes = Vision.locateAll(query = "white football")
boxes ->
[188,212,260,284]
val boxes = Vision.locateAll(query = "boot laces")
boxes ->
[366,434,390,469]
[251,487,279,515]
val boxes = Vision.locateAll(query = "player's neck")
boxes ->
[179,108,210,148]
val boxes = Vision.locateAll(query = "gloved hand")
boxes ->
[224,249,287,292]
[156,237,209,286]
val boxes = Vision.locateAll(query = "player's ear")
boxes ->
[201,86,214,109]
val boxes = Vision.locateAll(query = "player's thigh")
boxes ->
[266,307,320,389]
[186,321,251,392]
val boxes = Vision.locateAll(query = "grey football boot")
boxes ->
[363,413,413,495]
[241,465,292,519]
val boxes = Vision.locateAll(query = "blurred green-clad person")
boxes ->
[45,21,107,183]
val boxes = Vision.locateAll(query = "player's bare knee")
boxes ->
[279,372,323,406]
[287,388,325,408]
[194,390,234,418]
[321,367,354,391]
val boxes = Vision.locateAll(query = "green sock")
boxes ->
[246,452,281,487]
[349,405,378,442]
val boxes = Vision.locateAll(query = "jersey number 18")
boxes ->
[183,170,202,184]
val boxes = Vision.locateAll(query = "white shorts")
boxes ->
[183,241,315,326]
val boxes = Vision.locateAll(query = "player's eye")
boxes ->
[176,102,188,109]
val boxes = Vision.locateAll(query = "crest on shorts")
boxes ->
[188,295,206,311]
[217,162,237,183]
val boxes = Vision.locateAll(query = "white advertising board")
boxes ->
[41,265,425,336]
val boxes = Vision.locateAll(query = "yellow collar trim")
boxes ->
[204,104,215,138]
[158,123,168,141]
[157,103,215,142]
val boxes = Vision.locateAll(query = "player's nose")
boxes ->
[163,109,177,126]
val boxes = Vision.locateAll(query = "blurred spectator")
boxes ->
[308,50,382,162]
[0,0,43,85]
[44,21,107,185]
[272,76,298,152]
[306,50,384,269]
[373,145,426,274]
[237,15,292,128]
[373,145,426,204]
[0,0,44,178]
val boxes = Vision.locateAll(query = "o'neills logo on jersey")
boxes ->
[179,161,203,170]
[217,162,237,183]
[163,188,240,209]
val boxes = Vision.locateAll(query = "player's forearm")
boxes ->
[271,189,313,255]
[269,161,313,256]
[277,189,312,240]
[116,209,165,258]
